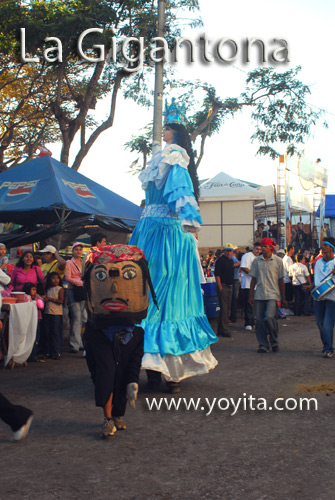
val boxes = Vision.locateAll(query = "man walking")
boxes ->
[240,242,262,331]
[215,243,235,337]
[313,237,335,358]
[248,238,287,353]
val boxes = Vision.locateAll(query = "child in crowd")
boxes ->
[34,254,43,268]
[44,272,64,360]
[0,243,8,273]
[23,282,44,362]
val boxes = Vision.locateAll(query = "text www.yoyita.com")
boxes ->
[145,395,318,416]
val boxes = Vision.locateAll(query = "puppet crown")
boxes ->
[164,97,187,125]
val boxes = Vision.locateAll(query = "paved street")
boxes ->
[1,314,335,500]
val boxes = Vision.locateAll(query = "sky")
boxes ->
[60,0,334,206]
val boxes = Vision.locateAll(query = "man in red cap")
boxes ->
[248,238,287,353]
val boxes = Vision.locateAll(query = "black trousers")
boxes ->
[285,282,293,303]
[85,327,144,417]
[217,284,233,336]
[0,392,32,432]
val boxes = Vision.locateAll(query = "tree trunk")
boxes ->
[52,61,106,167]
[60,136,71,165]
[190,102,222,142]
[195,133,208,171]
[0,148,6,172]
[71,69,127,171]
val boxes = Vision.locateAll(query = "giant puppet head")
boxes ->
[84,245,157,326]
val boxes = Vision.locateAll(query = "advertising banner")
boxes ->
[319,187,326,246]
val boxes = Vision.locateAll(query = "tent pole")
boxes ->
[55,208,67,250]
[221,201,223,247]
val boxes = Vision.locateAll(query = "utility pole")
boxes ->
[152,0,166,154]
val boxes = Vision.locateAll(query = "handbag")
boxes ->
[73,285,85,302]
[72,261,85,301]
[34,267,45,295]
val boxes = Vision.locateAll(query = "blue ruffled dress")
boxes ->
[129,144,218,382]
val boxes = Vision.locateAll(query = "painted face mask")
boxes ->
[84,245,157,325]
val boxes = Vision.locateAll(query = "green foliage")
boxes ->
[0,0,203,170]
[241,66,326,159]
[0,57,61,169]
[126,67,325,170]
[125,125,152,174]
[0,2,324,173]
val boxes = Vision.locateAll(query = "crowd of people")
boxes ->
[201,235,335,357]
[1,100,334,441]
[1,111,220,439]
[0,232,109,363]
[2,232,334,441]
[254,218,332,253]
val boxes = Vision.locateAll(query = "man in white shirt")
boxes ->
[240,242,262,331]
[289,254,312,316]
[313,237,335,358]
[282,245,295,303]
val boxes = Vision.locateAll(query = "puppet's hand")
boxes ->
[127,382,138,408]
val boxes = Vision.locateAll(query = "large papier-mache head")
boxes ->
[84,244,156,325]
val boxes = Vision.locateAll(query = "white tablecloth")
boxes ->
[5,301,38,366]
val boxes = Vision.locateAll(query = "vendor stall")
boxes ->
[1,301,38,368]
[198,171,264,248]
[0,156,142,248]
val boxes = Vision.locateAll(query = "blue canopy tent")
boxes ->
[0,156,142,226]
[315,195,335,218]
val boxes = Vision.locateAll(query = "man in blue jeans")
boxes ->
[248,238,287,353]
[313,237,335,358]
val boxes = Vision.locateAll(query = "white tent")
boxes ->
[200,172,265,202]
[255,184,276,208]
[198,171,264,248]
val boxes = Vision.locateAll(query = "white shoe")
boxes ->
[13,415,33,441]
[245,325,253,331]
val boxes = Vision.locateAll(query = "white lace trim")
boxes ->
[180,219,201,233]
[175,195,199,213]
[139,144,189,191]
[176,197,201,231]
[141,347,218,382]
